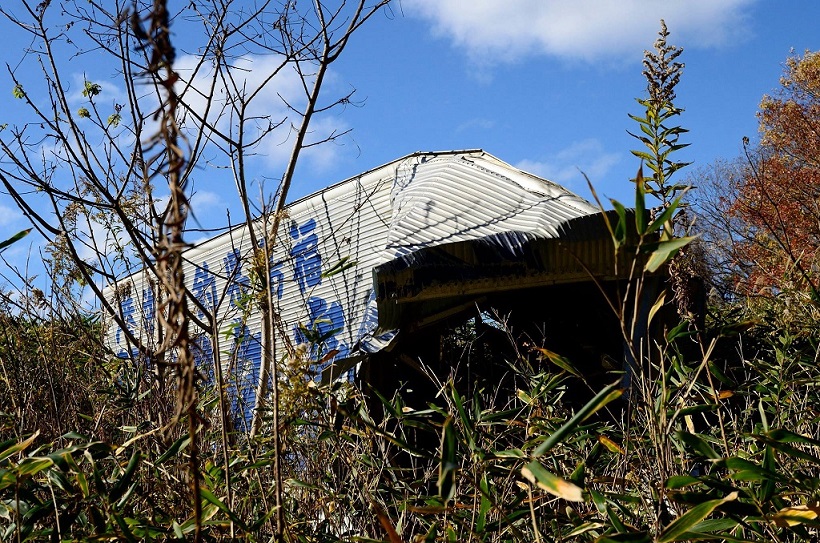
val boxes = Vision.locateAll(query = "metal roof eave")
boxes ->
[372,209,655,333]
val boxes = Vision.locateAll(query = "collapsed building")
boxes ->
[106,150,650,428]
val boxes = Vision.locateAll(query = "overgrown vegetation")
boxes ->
[1,10,819,543]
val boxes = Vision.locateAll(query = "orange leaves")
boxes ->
[724,50,820,296]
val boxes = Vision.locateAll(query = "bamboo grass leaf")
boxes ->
[438,417,458,504]
[534,382,623,457]
[645,236,697,273]
[0,228,32,251]
[521,460,584,502]
[657,492,738,543]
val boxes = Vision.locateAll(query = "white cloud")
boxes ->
[174,54,351,175]
[251,114,352,175]
[75,215,126,263]
[516,139,621,189]
[69,72,128,109]
[404,0,755,63]
[0,204,23,227]
[189,190,222,213]
[0,231,37,264]
[456,118,496,133]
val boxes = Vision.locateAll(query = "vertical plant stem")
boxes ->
[209,318,234,537]
[265,245,284,539]
[135,1,201,538]
[527,484,543,543]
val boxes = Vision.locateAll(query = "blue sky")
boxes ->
[326,0,820,204]
[1,0,819,288]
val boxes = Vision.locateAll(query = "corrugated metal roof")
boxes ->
[103,149,617,423]
[383,153,598,259]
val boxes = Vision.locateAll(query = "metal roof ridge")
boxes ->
[282,149,487,209]
[183,150,486,251]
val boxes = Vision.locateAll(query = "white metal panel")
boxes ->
[384,153,598,259]
[103,150,600,425]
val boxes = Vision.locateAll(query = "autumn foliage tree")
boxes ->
[714,51,820,297]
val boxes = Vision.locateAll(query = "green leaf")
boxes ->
[286,478,320,490]
[438,417,457,504]
[722,456,784,483]
[0,228,32,251]
[0,432,38,463]
[639,122,656,138]
[477,473,490,533]
[666,321,691,342]
[564,521,605,537]
[646,193,686,235]
[762,438,820,466]
[570,460,586,486]
[156,436,191,465]
[112,512,138,543]
[647,290,666,327]
[172,520,184,539]
[452,387,476,452]
[534,381,623,457]
[82,81,102,97]
[657,492,738,543]
[200,487,248,530]
[517,388,533,405]
[689,517,744,533]
[645,236,697,273]
[631,149,656,163]
[674,431,721,460]
[635,164,647,235]
[674,531,754,542]
[533,346,581,377]
[492,448,524,458]
[676,404,718,417]
[61,431,90,441]
[596,533,652,543]
[321,256,357,278]
[707,361,734,386]
[666,475,701,489]
[110,450,140,502]
[16,457,53,477]
[610,200,628,247]
[48,468,77,494]
[116,482,138,509]
[0,470,16,492]
[590,489,627,532]
[75,471,90,499]
[628,111,650,124]
[521,460,584,502]
[761,444,776,503]
[766,428,820,448]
